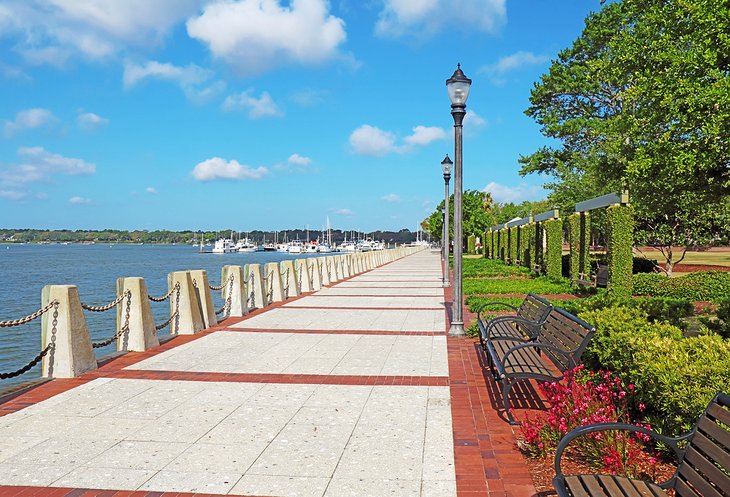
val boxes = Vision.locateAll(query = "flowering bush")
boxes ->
[519,366,656,478]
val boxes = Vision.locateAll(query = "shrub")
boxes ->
[633,271,730,301]
[519,366,654,477]
[461,258,531,278]
[579,306,730,435]
[466,296,525,313]
[467,235,476,254]
[557,293,693,329]
[700,298,730,339]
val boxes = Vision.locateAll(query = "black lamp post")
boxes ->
[446,64,471,337]
[441,155,452,288]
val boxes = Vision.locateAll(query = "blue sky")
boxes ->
[0,0,599,232]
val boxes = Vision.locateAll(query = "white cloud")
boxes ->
[332,208,353,215]
[123,60,224,103]
[349,125,397,157]
[0,147,96,185]
[192,157,269,182]
[381,194,401,202]
[349,124,447,156]
[403,125,447,146]
[288,154,312,166]
[464,110,486,128]
[290,88,328,107]
[0,0,203,64]
[3,108,57,137]
[69,196,91,205]
[481,51,550,84]
[145,187,157,194]
[186,0,347,76]
[0,190,26,201]
[77,112,108,129]
[483,182,546,203]
[376,0,506,39]
[222,90,282,118]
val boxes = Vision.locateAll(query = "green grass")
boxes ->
[466,296,525,313]
[463,276,574,295]
[459,257,531,278]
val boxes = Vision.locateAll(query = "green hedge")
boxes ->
[509,227,518,263]
[463,276,573,295]
[467,235,476,254]
[580,306,730,435]
[523,224,536,268]
[544,218,562,280]
[606,204,633,299]
[633,271,730,302]
[461,258,530,278]
[568,213,580,281]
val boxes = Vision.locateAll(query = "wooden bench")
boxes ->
[483,306,596,424]
[553,392,730,497]
[576,264,608,288]
[476,293,553,347]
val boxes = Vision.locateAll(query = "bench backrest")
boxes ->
[596,264,609,288]
[517,293,553,324]
[676,392,730,497]
[537,307,596,372]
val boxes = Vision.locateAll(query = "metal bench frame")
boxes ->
[576,264,609,288]
[553,392,730,497]
[483,306,596,425]
[476,293,553,347]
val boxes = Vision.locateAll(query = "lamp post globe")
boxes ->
[441,155,452,288]
[446,64,471,337]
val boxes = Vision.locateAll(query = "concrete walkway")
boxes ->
[0,251,538,497]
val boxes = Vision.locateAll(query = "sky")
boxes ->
[0,0,600,233]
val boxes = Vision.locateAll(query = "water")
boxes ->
[0,243,320,390]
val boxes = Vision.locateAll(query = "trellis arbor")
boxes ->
[485,208,562,280]
[569,191,633,298]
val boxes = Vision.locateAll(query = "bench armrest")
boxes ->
[553,422,692,490]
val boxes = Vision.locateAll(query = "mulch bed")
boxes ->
[670,263,730,272]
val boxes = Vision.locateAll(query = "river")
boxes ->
[0,243,320,391]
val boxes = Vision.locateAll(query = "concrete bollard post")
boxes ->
[168,271,204,335]
[308,258,322,291]
[244,264,267,310]
[264,262,284,304]
[189,270,218,329]
[294,259,312,293]
[280,260,299,299]
[340,255,351,278]
[330,256,341,282]
[116,277,158,352]
[41,285,97,378]
[318,257,331,286]
[221,265,247,317]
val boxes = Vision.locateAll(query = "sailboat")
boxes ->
[318,217,333,253]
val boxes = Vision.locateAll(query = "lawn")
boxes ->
[462,276,574,296]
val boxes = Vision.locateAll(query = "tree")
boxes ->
[519,0,730,275]
[424,190,497,243]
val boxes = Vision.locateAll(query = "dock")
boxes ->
[0,251,536,497]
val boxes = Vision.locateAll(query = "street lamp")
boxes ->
[446,63,471,337]
[441,155,452,288]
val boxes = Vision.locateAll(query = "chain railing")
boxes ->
[0,301,58,379]
[283,268,290,299]
[215,275,234,317]
[90,291,132,348]
[148,282,179,303]
[327,260,332,281]
[266,269,275,304]
[80,291,128,313]
[247,271,256,310]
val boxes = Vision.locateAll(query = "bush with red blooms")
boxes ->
[519,366,658,478]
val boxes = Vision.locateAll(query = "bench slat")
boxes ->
[677,454,726,497]
[697,417,730,455]
[689,431,730,477]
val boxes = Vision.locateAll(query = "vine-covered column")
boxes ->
[544,218,563,280]
[568,213,580,281]
[580,211,591,277]
[606,204,634,298]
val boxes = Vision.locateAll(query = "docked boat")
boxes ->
[276,243,288,252]
[339,241,356,253]
[305,241,319,253]
[212,238,236,253]
[236,238,256,252]
[287,240,304,254]
[317,242,333,253]
[263,243,276,251]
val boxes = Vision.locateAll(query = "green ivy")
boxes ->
[580,212,591,276]
[509,226,518,263]
[524,223,536,268]
[500,229,508,261]
[606,204,634,299]
[544,218,563,280]
[467,234,476,254]
[568,213,580,282]
[633,271,730,302]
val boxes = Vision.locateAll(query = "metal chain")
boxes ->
[0,302,57,379]
[91,291,131,348]
[155,309,179,331]
[248,271,256,310]
[267,270,274,304]
[297,264,303,292]
[148,282,179,302]
[0,300,58,328]
[81,290,128,312]
[192,278,198,289]
[327,260,332,280]
[173,284,180,334]
[283,268,290,299]
[216,275,234,316]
